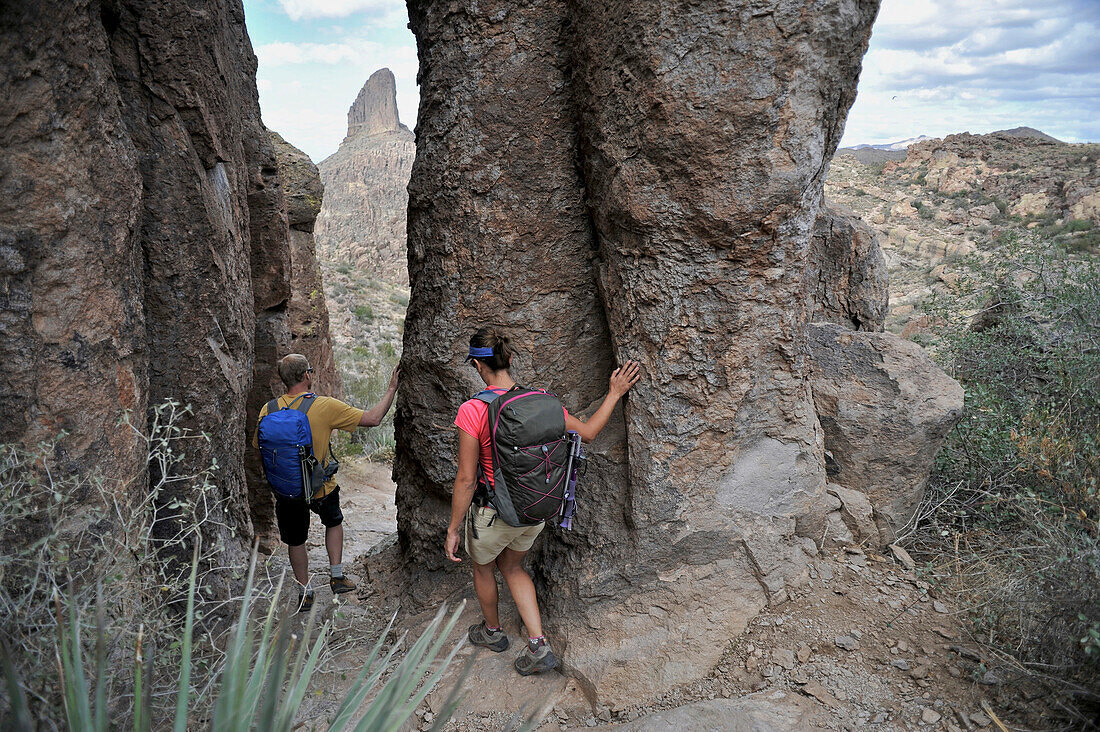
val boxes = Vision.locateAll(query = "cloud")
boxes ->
[841,0,1100,145]
[256,41,369,66]
[275,0,405,21]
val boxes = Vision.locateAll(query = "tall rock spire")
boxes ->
[317,69,415,285]
[346,68,402,137]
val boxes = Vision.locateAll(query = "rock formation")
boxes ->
[890,131,1096,222]
[244,131,340,544]
[315,69,414,285]
[271,131,339,398]
[347,68,403,138]
[824,130,1098,334]
[395,0,899,706]
[1,0,335,564]
[808,205,889,332]
[806,323,964,542]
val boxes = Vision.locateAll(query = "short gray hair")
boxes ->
[278,354,310,388]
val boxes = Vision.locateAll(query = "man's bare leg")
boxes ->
[288,543,309,587]
[325,523,343,566]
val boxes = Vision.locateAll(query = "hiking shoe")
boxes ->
[514,639,558,676]
[330,576,356,595]
[467,621,510,652]
[297,590,315,614]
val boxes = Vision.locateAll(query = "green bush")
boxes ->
[354,305,374,323]
[917,234,1100,724]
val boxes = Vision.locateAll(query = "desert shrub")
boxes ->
[0,402,240,727]
[915,234,1100,725]
[354,304,374,323]
[0,404,473,730]
[912,199,934,220]
[5,553,467,730]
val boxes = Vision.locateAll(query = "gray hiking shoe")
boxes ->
[468,621,510,652]
[514,638,558,676]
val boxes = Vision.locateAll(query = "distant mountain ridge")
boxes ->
[838,128,1063,165]
[847,135,931,151]
[825,124,1098,336]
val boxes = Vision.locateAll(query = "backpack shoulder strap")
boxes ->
[294,394,317,414]
[472,388,504,405]
[264,398,280,416]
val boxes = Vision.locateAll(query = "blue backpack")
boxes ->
[257,394,338,501]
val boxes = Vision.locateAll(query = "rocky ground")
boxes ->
[280,461,1017,732]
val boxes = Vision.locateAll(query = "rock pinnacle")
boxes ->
[347,68,402,138]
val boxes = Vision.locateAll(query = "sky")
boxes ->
[244,0,1100,163]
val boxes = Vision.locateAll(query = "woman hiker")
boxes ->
[444,326,641,675]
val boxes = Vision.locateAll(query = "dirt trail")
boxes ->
[288,462,1008,731]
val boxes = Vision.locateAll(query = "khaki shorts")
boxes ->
[465,506,545,565]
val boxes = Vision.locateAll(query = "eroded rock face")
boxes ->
[397,0,615,584]
[808,205,889,332]
[271,131,339,398]
[244,131,340,543]
[807,323,964,542]
[1,0,333,566]
[398,0,881,706]
[315,69,415,285]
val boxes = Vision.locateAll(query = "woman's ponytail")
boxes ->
[470,327,512,371]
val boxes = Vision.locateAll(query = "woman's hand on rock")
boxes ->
[609,360,641,398]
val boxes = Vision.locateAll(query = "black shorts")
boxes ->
[275,486,344,547]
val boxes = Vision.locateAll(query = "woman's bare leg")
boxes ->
[496,548,543,638]
[472,560,501,627]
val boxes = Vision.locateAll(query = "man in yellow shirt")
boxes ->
[255,353,399,612]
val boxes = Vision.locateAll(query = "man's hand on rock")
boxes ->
[609,360,641,398]
[388,366,401,393]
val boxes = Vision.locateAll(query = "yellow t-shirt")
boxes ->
[255,394,365,499]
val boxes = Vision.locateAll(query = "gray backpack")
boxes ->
[473,385,581,527]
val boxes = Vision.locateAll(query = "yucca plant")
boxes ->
[4,544,469,731]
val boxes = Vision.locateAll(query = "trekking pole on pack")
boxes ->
[559,431,584,531]
[298,445,312,500]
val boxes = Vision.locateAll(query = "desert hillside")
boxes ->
[828,130,1098,337]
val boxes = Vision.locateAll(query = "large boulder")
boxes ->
[808,204,889,331]
[397,0,880,707]
[807,323,964,541]
[243,131,340,545]
[271,131,339,399]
